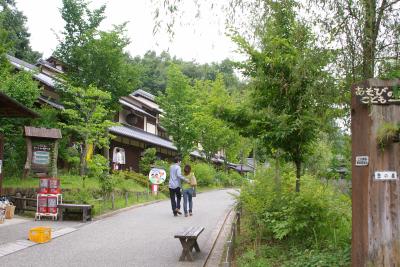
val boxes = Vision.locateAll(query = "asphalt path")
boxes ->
[1,189,237,267]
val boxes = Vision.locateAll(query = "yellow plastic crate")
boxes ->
[29,227,52,243]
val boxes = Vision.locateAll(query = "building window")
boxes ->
[146,122,156,134]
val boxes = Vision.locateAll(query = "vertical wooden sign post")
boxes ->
[0,134,3,195]
[351,78,400,266]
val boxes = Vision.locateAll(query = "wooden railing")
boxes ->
[222,208,241,267]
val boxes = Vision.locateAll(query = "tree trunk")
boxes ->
[295,160,301,193]
[80,141,88,176]
[274,151,281,192]
[362,0,377,79]
[0,134,4,195]
[103,129,110,161]
[51,140,59,177]
[23,137,32,179]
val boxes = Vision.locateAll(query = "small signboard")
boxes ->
[374,171,398,181]
[355,156,369,166]
[149,168,166,185]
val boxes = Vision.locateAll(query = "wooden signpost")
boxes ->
[23,127,62,178]
[351,78,400,266]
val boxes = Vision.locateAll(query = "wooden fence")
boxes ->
[221,208,241,267]
[9,190,154,214]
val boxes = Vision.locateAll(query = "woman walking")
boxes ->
[182,164,197,217]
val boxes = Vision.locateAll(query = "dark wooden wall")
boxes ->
[352,79,400,266]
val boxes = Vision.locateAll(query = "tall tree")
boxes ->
[233,0,335,192]
[157,65,198,157]
[310,0,400,80]
[55,0,140,110]
[0,0,41,62]
[59,85,114,176]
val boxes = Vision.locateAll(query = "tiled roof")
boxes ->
[7,55,57,88]
[109,125,202,158]
[131,89,155,101]
[119,99,154,118]
[110,125,176,150]
[38,96,64,110]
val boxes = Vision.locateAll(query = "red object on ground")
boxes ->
[38,195,48,213]
[48,178,61,194]
[39,178,49,194]
[47,195,57,213]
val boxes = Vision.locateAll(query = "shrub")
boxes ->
[228,171,244,186]
[192,162,216,186]
[87,154,109,178]
[239,166,351,247]
[139,148,157,175]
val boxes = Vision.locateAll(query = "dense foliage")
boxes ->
[0,0,41,62]
[237,165,351,266]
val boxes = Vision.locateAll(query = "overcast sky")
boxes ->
[15,0,239,64]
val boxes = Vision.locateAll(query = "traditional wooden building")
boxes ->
[109,89,202,172]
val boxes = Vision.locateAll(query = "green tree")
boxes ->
[233,0,335,192]
[0,58,41,176]
[310,0,400,80]
[139,148,157,175]
[132,50,242,95]
[0,0,41,62]
[55,0,140,110]
[59,84,115,176]
[192,76,244,163]
[157,65,198,157]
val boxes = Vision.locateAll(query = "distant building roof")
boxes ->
[7,54,57,88]
[119,99,154,118]
[38,96,64,110]
[37,59,64,75]
[131,89,155,101]
[230,163,254,173]
[129,89,163,113]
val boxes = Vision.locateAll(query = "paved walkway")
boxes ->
[0,189,237,267]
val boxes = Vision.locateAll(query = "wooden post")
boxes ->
[351,79,400,266]
[51,139,59,177]
[23,137,32,179]
[236,211,241,235]
[0,133,3,195]
[111,191,115,210]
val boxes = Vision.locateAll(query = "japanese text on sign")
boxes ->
[355,86,400,104]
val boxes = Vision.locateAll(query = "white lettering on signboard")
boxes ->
[374,171,398,181]
[355,156,369,166]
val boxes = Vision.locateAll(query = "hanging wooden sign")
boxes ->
[355,85,400,104]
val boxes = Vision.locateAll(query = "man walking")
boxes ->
[169,157,188,216]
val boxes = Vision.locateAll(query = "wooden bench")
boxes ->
[174,226,204,261]
[57,203,92,222]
